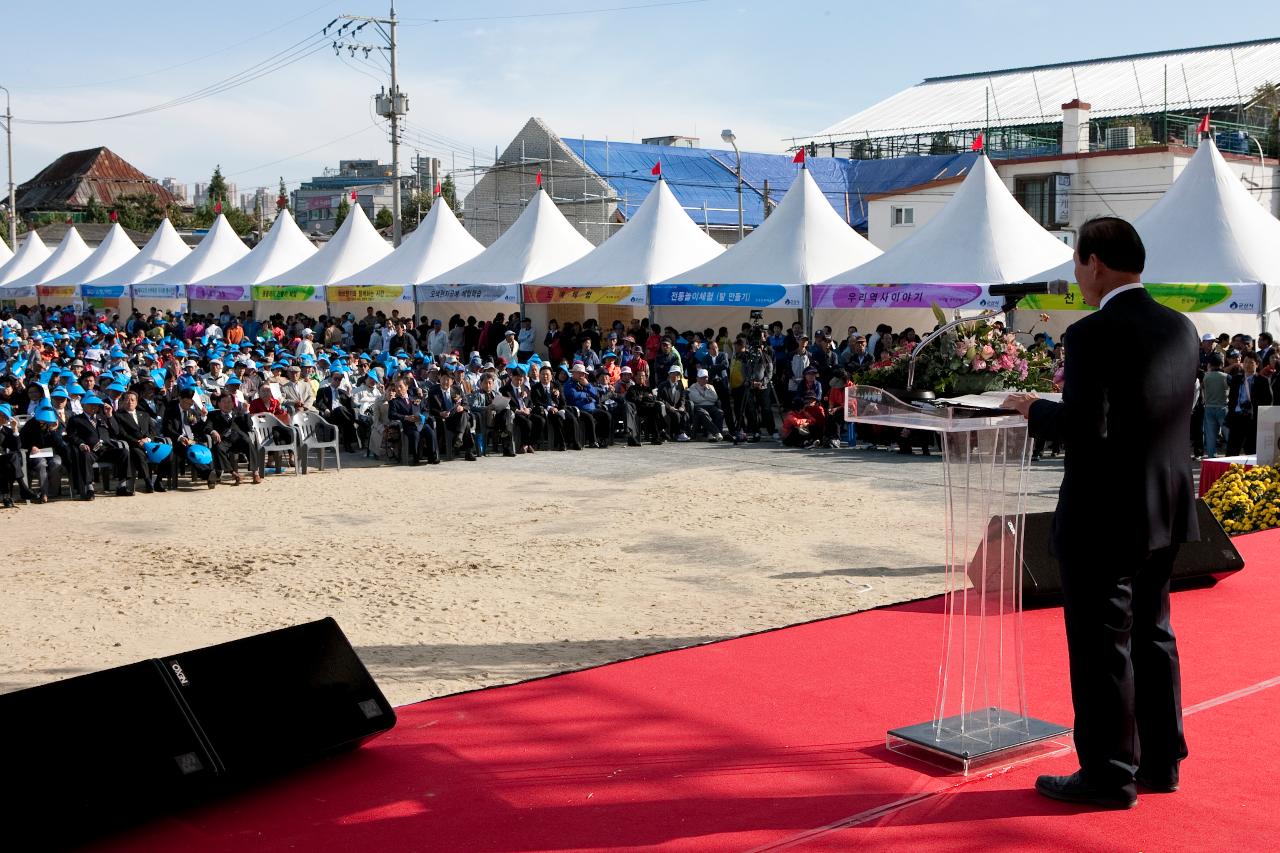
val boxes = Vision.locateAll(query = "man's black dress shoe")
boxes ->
[1035,772,1137,809]
[1135,770,1179,793]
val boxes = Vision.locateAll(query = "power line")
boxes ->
[21,1,343,91]
[13,33,328,125]
[226,122,384,178]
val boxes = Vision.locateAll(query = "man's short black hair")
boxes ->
[1077,216,1145,274]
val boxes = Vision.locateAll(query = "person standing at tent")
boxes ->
[1004,217,1199,810]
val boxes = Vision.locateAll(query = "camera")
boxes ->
[749,309,764,320]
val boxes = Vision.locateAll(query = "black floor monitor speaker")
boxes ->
[1021,499,1246,605]
[0,618,395,851]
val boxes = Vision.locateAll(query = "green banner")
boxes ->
[1019,283,1259,315]
[251,285,320,302]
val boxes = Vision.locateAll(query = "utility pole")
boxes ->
[328,3,407,245]
[1,85,15,251]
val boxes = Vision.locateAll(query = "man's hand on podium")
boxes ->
[1002,393,1039,419]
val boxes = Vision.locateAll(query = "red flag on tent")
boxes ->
[277,193,287,210]
[214,200,222,214]
[350,190,358,201]
[651,161,662,176]
[65,215,73,225]
[1196,113,1211,134]
[535,170,543,188]
[433,182,442,196]
[109,210,118,223]
[971,132,984,151]
[792,148,805,164]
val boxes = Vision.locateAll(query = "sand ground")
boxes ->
[0,442,1065,707]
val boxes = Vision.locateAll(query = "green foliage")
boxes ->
[375,206,393,229]
[928,133,958,155]
[334,195,350,231]
[112,193,166,232]
[83,196,110,224]
[277,177,290,212]
[207,165,229,206]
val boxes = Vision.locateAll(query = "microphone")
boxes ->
[987,280,1069,310]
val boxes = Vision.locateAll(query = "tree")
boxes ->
[375,207,394,229]
[84,196,110,224]
[1251,82,1280,158]
[439,174,459,213]
[207,165,229,207]
[113,193,166,232]
[277,177,290,213]
[334,195,350,231]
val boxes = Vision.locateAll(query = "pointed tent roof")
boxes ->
[0,237,11,267]
[84,219,191,286]
[192,210,316,287]
[44,222,139,286]
[533,178,724,285]
[0,232,51,286]
[4,227,94,289]
[257,203,391,288]
[829,155,1072,284]
[139,215,249,286]
[1032,140,1280,284]
[426,189,593,285]
[335,200,482,286]
[664,169,882,286]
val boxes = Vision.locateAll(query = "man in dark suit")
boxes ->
[1005,217,1199,809]
[112,390,167,492]
[67,394,135,498]
[1225,352,1272,456]
[317,371,359,452]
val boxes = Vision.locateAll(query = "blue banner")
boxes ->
[650,284,803,308]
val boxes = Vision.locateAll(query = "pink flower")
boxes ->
[1005,343,1019,357]
[988,360,1001,372]
[980,344,995,359]
[954,341,970,357]
[998,354,1015,370]
[971,358,987,371]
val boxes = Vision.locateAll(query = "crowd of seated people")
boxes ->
[0,300,1144,508]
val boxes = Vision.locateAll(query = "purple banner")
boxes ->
[187,285,251,302]
[811,284,984,310]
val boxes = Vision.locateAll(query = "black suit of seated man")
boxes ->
[1005,217,1199,810]
[112,390,166,492]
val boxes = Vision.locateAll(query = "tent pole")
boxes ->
[803,283,813,339]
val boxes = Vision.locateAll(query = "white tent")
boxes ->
[829,155,1071,285]
[1027,140,1280,336]
[0,232,51,293]
[534,178,723,286]
[136,215,249,308]
[254,203,392,317]
[43,222,139,288]
[425,189,594,328]
[187,211,316,311]
[0,236,10,268]
[84,219,190,287]
[336,200,481,321]
[4,228,94,304]
[659,168,882,329]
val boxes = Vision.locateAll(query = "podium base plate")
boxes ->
[888,708,1071,775]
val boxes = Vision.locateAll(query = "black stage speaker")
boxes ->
[0,618,395,851]
[1021,499,1246,605]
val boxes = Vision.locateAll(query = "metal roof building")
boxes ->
[798,37,1280,158]
[15,147,177,215]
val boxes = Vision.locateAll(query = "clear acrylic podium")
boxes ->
[844,386,1071,774]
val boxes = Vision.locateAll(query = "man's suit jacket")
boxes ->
[316,386,354,417]
[1029,288,1199,557]
[113,408,160,444]
[1228,372,1273,413]
[530,380,564,411]
[656,380,687,411]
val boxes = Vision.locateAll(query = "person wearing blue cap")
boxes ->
[19,404,68,502]
[1,403,39,506]
[66,393,135,499]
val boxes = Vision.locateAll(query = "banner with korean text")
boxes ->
[650,284,803,308]
[414,284,520,303]
[1017,283,1264,314]
[522,285,646,305]
[249,285,325,303]
[812,284,987,310]
[328,285,413,303]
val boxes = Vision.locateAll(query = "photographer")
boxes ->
[728,334,776,443]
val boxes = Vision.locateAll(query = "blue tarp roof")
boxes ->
[561,138,980,231]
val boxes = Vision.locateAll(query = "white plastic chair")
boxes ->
[293,411,341,473]
[250,412,301,476]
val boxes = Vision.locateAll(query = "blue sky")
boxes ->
[2,0,1276,201]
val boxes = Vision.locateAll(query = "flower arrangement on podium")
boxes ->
[854,314,1054,397]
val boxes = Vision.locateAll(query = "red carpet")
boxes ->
[97,530,1280,853]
